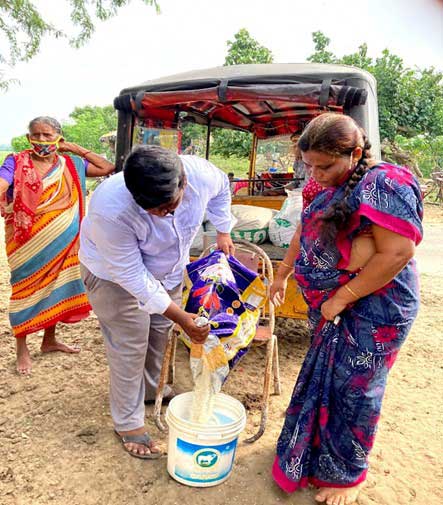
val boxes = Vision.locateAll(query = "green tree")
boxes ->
[224,28,273,66]
[211,128,253,158]
[207,29,274,158]
[371,50,408,140]
[307,32,443,143]
[11,135,29,153]
[393,134,443,178]
[340,43,372,70]
[63,105,117,154]
[0,0,159,90]
[398,68,443,137]
[307,31,337,64]
[180,122,206,155]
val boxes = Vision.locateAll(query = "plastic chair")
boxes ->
[153,239,281,443]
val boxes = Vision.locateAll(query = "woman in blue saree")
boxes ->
[270,113,423,505]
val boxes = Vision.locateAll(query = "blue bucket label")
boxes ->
[174,437,238,483]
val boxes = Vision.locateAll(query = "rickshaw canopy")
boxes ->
[114,63,380,169]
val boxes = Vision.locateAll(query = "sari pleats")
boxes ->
[5,154,91,338]
[273,164,423,490]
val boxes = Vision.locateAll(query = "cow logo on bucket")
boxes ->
[194,449,220,468]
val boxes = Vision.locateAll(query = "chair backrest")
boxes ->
[198,239,275,332]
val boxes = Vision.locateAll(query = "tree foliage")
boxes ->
[224,28,273,66]
[207,29,274,159]
[0,0,159,90]
[63,105,117,153]
[11,135,29,153]
[307,32,337,64]
[180,123,206,155]
[211,128,252,159]
[392,134,443,178]
[307,31,443,142]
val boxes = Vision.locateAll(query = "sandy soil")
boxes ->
[0,205,442,505]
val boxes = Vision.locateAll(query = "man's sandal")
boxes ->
[114,431,163,460]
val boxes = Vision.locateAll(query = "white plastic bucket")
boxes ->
[165,392,246,487]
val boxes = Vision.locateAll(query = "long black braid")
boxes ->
[320,132,373,245]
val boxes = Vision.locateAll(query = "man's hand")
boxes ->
[179,313,210,344]
[216,232,235,256]
[164,303,210,343]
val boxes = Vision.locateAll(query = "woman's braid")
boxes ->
[320,133,373,245]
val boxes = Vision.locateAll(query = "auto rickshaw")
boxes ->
[113,63,380,319]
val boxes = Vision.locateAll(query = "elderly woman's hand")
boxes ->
[57,141,115,176]
[56,139,71,153]
[57,140,84,155]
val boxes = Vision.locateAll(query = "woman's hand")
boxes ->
[216,232,235,256]
[179,313,210,344]
[270,277,288,307]
[57,139,74,153]
[320,295,348,321]
[57,140,88,157]
[57,140,114,177]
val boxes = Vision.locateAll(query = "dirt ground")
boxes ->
[0,204,442,505]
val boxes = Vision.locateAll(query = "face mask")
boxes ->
[30,136,61,157]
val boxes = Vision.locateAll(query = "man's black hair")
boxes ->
[123,145,185,209]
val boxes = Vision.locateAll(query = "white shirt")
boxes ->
[79,155,233,315]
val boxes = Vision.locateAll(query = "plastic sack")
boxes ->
[269,189,303,248]
[179,250,267,423]
[230,205,276,244]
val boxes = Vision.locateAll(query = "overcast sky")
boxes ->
[0,0,442,145]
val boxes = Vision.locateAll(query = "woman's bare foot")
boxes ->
[40,340,81,353]
[40,325,80,354]
[315,484,361,505]
[116,427,162,457]
[16,338,32,375]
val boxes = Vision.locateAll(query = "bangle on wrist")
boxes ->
[280,260,294,270]
[82,150,92,157]
[343,283,360,299]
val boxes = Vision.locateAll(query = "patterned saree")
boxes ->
[273,163,423,491]
[3,151,91,338]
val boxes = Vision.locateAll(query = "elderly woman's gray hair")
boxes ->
[28,116,63,135]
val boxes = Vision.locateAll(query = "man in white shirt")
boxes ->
[79,145,234,459]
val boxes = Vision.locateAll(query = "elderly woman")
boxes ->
[0,116,114,374]
[270,113,422,505]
